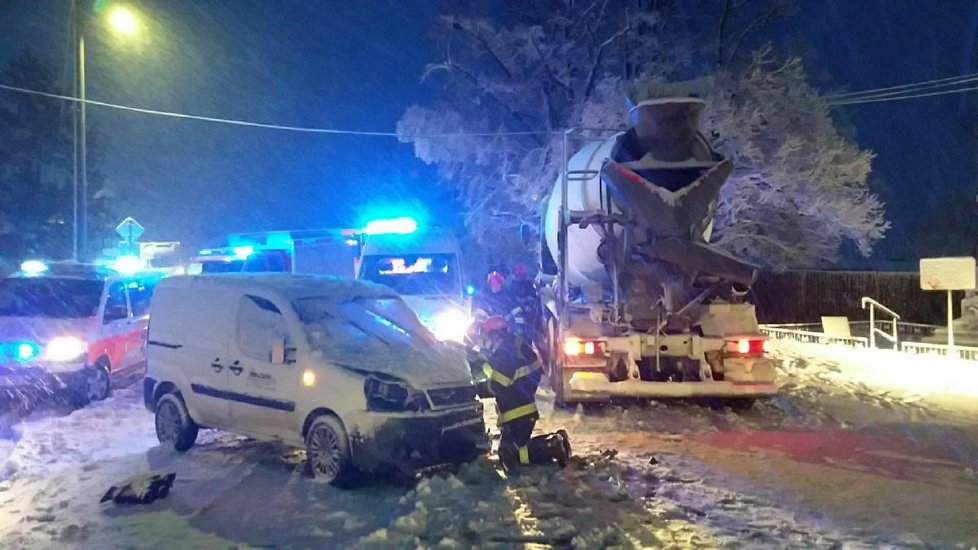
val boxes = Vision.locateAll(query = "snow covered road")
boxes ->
[1,342,978,548]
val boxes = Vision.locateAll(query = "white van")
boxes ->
[143,274,486,485]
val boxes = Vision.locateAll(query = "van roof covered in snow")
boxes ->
[157,273,398,301]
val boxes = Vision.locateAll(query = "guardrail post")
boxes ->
[948,290,956,357]
[868,304,876,348]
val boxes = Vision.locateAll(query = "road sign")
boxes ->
[919,256,977,352]
[919,257,976,291]
[115,217,145,243]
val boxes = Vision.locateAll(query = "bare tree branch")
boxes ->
[727,0,793,65]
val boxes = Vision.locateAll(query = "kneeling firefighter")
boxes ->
[478,316,571,469]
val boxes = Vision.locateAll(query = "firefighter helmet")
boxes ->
[481,315,509,336]
[513,264,529,279]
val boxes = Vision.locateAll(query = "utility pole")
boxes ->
[72,0,88,261]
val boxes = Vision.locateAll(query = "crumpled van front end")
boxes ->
[294,290,489,474]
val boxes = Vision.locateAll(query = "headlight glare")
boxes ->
[432,309,470,342]
[44,337,87,362]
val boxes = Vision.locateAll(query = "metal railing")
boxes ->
[760,326,869,348]
[901,342,978,362]
[861,297,900,349]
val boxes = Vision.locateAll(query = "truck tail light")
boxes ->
[727,338,766,356]
[564,338,603,356]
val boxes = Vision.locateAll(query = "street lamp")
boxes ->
[107,6,138,35]
[72,3,139,260]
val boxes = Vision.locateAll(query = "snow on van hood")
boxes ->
[304,322,473,388]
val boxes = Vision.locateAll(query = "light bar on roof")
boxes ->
[363,217,417,235]
[20,260,48,275]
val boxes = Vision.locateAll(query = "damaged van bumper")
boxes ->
[349,403,489,472]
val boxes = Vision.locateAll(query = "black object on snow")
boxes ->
[100,472,176,505]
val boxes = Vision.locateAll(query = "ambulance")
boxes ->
[0,261,160,406]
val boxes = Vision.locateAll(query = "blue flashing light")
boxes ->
[363,217,417,236]
[20,260,48,275]
[16,341,40,361]
[344,239,359,247]
[232,245,255,259]
[465,284,476,296]
[111,255,143,275]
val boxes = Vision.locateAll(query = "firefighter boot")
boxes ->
[497,440,520,470]
[557,429,572,465]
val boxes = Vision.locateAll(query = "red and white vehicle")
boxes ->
[0,261,161,406]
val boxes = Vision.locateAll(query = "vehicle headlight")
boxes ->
[43,337,87,362]
[432,309,471,343]
[364,375,428,412]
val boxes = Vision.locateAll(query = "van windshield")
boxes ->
[358,254,460,296]
[0,278,103,318]
[293,296,436,348]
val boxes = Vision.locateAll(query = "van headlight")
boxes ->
[44,337,87,362]
[432,309,471,343]
[364,375,428,412]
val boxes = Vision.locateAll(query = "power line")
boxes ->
[825,71,978,100]
[828,84,978,106]
[0,82,556,139]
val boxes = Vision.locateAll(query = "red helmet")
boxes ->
[487,271,505,291]
[513,264,529,279]
[481,316,509,336]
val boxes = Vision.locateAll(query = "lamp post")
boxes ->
[73,3,138,260]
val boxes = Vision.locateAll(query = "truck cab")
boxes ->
[356,228,471,342]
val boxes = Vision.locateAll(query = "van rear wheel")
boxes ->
[305,415,357,487]
[155,393,198,452]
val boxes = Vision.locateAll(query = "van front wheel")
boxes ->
[305,415,357,487]
[155,393,198,452]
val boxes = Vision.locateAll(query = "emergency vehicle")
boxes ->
[0,261,161,406]
[354,219,472,342]
[194,218,474,342]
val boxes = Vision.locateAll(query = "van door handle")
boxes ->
[229,361,243,376]
[210,362,224,373]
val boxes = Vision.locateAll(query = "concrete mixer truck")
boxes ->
[539,79,777,405]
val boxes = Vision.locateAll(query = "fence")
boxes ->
[752,270,963,325]
[762,323,978,362]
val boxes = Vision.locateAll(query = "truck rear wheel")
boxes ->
[545,317,566,405]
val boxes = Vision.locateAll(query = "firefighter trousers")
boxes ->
[499,417,567,466]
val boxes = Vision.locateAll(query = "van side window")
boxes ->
[128,278,157,317]
[103,282,129,324]
[236,295,287,362]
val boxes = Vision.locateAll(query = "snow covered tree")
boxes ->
[705,49,888,269]
[398,0,886,271]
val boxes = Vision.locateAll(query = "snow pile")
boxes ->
[770,340,978,407]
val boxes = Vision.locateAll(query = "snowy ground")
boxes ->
[1,342,978,548]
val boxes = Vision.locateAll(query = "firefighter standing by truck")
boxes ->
[478,315,571,469]
[473,270,513,320]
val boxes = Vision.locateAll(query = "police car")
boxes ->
[0,260,160,406]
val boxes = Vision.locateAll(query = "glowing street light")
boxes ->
[73,3,141,260]
[107,6,138,35]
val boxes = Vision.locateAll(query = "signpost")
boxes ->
[920,257,977,355]
[115,217,144,257]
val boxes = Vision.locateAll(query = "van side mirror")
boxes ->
[271,338,286,364]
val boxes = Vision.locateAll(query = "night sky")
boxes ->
[1,0,976,267]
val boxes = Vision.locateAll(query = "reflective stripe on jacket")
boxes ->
[487,333,541,425]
